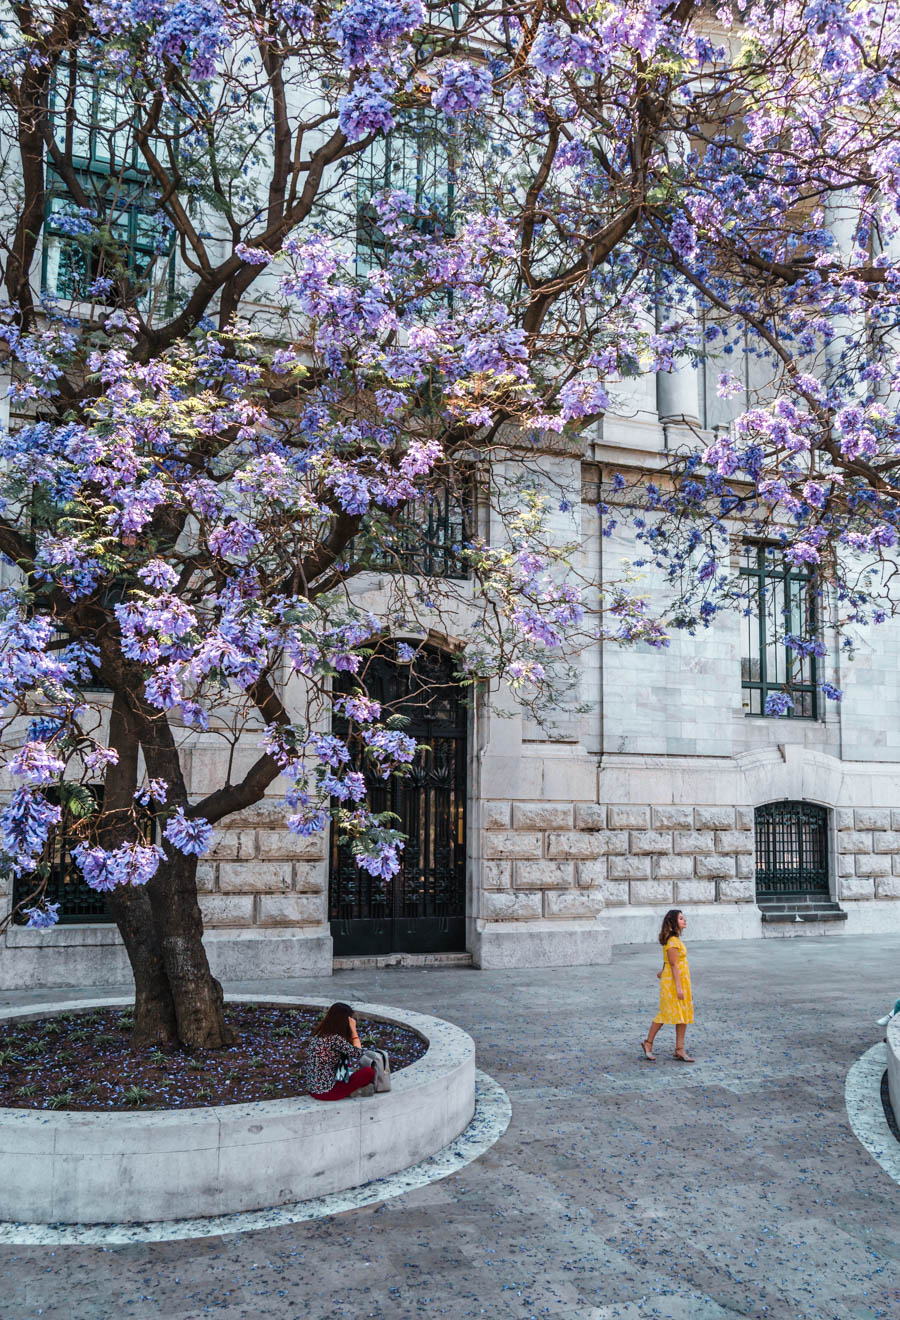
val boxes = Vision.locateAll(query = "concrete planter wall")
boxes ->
[0,996,475,1225]
[887,1014,900,1125]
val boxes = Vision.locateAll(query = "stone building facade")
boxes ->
[7,368,900,989]
[5,137,900,989]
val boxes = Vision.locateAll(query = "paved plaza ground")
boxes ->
[2,933,900,1320]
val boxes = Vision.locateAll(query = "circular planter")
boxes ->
[886,1013,900,1127]
[0,995,475,1225]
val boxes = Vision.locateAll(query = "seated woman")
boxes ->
[302,1002,376,1101]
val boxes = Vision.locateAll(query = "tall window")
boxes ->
[354,478,472,580]
[354,111,462,574]
[11,786,113,925]
[740,543,819,718]
[42,59,174,307]
[355,109,452,273]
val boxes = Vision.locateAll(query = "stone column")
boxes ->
[824,192,865,396]
[471,440,611,970]
[656,360,701,428]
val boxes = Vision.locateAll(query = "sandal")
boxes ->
[640,1039,656,1062]
[673,1051,695,1063]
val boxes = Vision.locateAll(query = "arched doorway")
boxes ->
[754,800,830,899]
[328,645,468,956]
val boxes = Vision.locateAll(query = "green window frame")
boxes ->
[740,543,819,719]
[355,108,454,274]
[353,477,472,580]
[41,60,174,308]
[11,786,113,925]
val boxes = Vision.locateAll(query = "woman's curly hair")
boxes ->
[658,909,683,946]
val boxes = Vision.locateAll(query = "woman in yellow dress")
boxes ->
[641,909,694,1062]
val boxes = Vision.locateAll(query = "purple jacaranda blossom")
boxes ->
[138,560,179,591]
[334,693,382,723]
[764,691,795,717]
[362,727,417,777]
[235,244,273,267]
[164,808,214,856]
[24,902,60,930]
[338,75,396,139]
[89,0,227,78]
[329,0,424,67]
[84,746,120,772]
[287,805,330,836]
[74,841,165,890]
[558,379,609,420]
[356,843,403,880]
[135,779,168,806]
[6,741,65,785]
[669,216,697,259]
[431,61,492,117]
[0,790,62,874]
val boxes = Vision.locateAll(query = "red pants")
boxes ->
[310,1065,375,1101]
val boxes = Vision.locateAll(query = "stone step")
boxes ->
[758,892,832,905]
[758,890,848,937]
[761,909,847,923]
[332,951,474,971]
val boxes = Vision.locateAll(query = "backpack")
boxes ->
[357,1047,391,1093]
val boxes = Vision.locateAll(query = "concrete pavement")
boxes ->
[2,934,899,1319]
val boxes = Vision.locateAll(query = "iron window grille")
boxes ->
[42,61,174,308]
[11,786,113,924]
[356,108,454,274]
[740,543,819,719]
[352,478,472,580]
[755,800,830,897]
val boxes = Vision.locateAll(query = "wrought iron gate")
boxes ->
[328,646,468,956]
[754,800,830,897]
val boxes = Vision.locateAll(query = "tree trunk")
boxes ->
[103,687,229,1047]
[106,885,179,1047]
[103,690,179,1044]
[147,851,235,1049]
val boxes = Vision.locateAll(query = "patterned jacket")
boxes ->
[301,1033,361,1094]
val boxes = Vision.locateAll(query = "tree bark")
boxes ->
[146,851,234,1049]
[106,885,179,1047]
[130,699,235,1048]
[104,690,178,1046]
[102,682,233,1047]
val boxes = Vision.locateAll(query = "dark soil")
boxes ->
[0,1003,427,1111]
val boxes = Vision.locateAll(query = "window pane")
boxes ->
[43,167,173,308]
[356,110,452,271]
[740,544,819,720]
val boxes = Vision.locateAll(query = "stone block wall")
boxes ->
[480,798,900,921]
[479,801,605,922]
[479,802,756,920]
[197,803,328,929]
[836,809,900,901]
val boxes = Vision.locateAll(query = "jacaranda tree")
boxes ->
[1,0,900,1046]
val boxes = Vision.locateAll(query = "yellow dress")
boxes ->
[654,936,693,1025]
